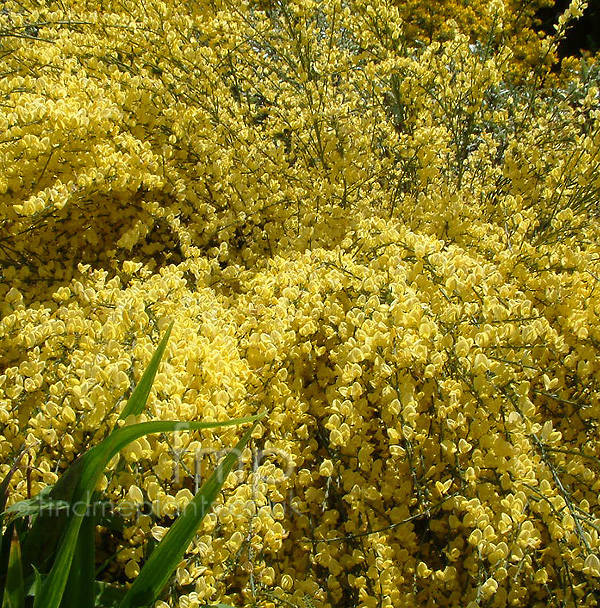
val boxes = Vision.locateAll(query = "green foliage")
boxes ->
[0,326,263,608]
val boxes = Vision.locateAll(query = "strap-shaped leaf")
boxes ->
[0,451,28,602]
[119,322,173,420]
[3,490,69,521]
[33,415,263,608]
[118,419,263,608]
[2,530,24,608]
[60,511,96,608]
[22,324,174,574]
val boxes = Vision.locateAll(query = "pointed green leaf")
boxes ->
[3,492,70,521]
[77,416,265,506]
[33,415,263,608]
[22,323,173,573]
[60,513,95,608]
[118,420,263,608]
[28,565,44,597]
[119,322,173,420]
[2,530,24,608]
[0,453,27,606]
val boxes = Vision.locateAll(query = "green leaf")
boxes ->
[3,491,70,521]
[33,415,263,608]
[17,323,263,608]
[77,416,265,507]
[20,488,78,579]
[23,324,174,579]
[26,566,44,598]
[0,452,27,606]
[60,513,95,608]
[119,321,173,420]
[118,419,263,608]
[2,529,24,608]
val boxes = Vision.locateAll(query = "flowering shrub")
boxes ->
[391,0,557,75]
[1,0,600,607]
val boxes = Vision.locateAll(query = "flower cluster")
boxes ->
[1,0,599,606]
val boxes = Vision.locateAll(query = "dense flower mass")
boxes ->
[1,0,600,606]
